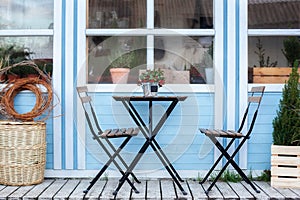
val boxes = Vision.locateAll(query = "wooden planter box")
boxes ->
[271,145,300,188]
[249,67,300,83]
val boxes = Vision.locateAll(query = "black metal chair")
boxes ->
[199,86,265,194]
[76,86,140,194]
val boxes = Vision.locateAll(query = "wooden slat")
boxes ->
[248,96,262,103]
[251,86,265,93]
[68,179,90,200]
[76,86,88,93]
[277,188,300,199]
[100,179,120,199]
[240,181,269,199]
[174,180,192,199]
[216,182,239,199]
[271,145,300,155]
[23,179,55,200]
[227,182,255,199]
[38,179,68,200]
[146,180,161,199]
[7,185,34,200]
[160,179,177,199]
[53,179,81,200]
[130,180,146,199]
[254,181,284,199]
[0,186,19,200]
[271,166,300,177]
[186,180,207,199]
[202,182,223,199]
[271,177,300,189]
[80,96,92,103]
[271,156,300,166]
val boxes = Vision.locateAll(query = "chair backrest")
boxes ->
[76,86,103,136]
[237,86,265,137]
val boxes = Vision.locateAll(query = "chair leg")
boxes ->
[200,138,236,184]
[208,136,260,194]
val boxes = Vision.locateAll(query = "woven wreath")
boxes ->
[0,61,53,121]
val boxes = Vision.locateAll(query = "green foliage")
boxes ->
[282,36,300,67]
[272,60,300,146]
[109,50,135,69]
[255,170,271,182]
[254,38,277,67]
[210,169,242,183]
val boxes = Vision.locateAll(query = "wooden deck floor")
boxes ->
[1,178,300,199]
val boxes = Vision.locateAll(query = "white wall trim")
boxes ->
[52,0,63,170]
[239,0,249,169]
[64,0,75,170]
[76,0,87,170]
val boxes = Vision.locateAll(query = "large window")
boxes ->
[248,0,300,84]
[0,0,54,82]
[86,0,214,85]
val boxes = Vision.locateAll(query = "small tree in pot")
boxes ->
[271,60,300,188]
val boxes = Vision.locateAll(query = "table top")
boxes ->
[112,96,187,102]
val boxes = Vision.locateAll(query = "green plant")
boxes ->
[138,68,165,86]
[0,45,33,76]
[109,50,135,69]
[281,36,300,67]
[209,169,242,183]
[254,38,278,67]
[272,60,300,146]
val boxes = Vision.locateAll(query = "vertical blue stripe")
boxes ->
[73,0,78,169]
[61,0,66,169]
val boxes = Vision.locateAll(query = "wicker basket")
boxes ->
[0,121,46,186]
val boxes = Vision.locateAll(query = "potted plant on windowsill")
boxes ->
[109,50,135,84]
[271,60,300,188]
[138,68,165,96]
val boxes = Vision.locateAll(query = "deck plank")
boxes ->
[202,182,224,199]
[227,182,255,200]
[0,186,19,200]
[275,188,299,200]
[23,179,54,200]
[38,179,67,200]
[53,179,80,200]
[146,180,161,199]
[130,180,146,199]
[1,179,300,199]
[68,179,90,200]
[7,185,34,200]
[240,181,269,199]
[160,179,176,199]
[186,180,207,199]
[174,180,193,199]
[254,181,285,199]
[216,182,239,199]
[100,179,119,199]
[85,179,106,199]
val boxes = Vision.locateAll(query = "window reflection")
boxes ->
[248,0,300,29]
[154,0,213,29]
[0,0,53,29]
[88,0,146,28]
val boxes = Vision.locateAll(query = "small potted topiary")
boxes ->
[271,60,300,188]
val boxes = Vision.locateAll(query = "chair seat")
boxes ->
[100,127,139,138]
[199,128,244,138]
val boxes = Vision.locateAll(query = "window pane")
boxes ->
[154,36,214,84]
[87,36,146,84]
[0,37,53,81]
[248,0,300,29]
[87,0,146,29]
[154,0,213,29]
[0,1,53,29]
[248,36,300,83]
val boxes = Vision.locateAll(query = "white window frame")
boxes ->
[0,0,63,169]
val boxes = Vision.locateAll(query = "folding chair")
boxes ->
[199,86,265,194]
[76,86,140,194]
